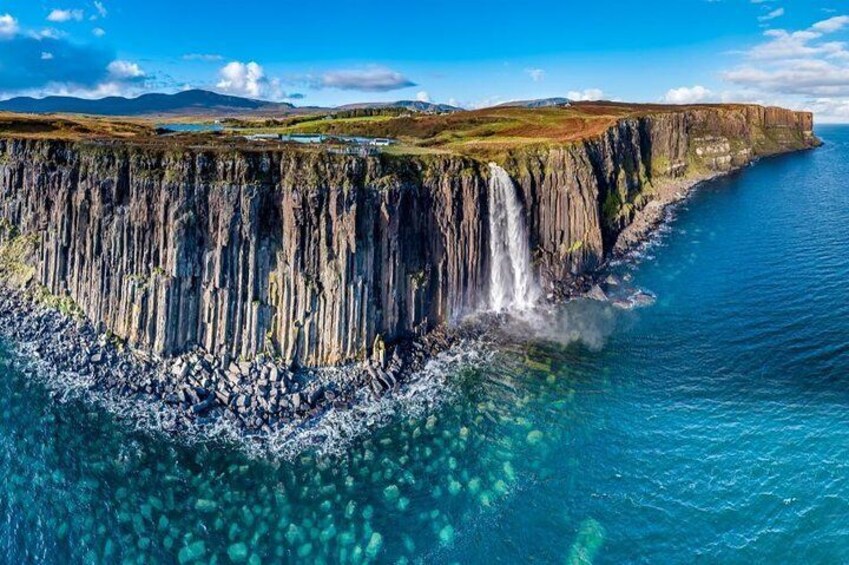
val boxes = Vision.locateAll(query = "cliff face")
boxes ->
[0,105,817,366]
[506,106,816,283]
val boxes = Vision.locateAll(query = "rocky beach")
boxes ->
[0,285,487,454]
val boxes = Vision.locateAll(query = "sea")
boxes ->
[1,126,847,564]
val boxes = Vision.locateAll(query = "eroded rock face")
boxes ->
[0,106,817,366]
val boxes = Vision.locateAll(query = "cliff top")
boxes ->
[0,102,813,161]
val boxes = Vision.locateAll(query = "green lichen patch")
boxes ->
[30,284,85,319]
[0,225,37,288]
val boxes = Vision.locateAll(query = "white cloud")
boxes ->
[725,61,849,96]
[663,85,714,104]
[183,53,223,62]
[0,30,149,100]
[214,61,302,100]
[747,30,837,59]
[47,9,84,23]
[93,1,107,18]
[718,14,849,121]
[723,15,849,97]
[217,61,267,98]
[717,89,769,105]
[107,60,145,80]
[312,66,416,92]
[12,81,139,100]
[758,7,784,22]
[29,28,64,40]
[468,95,506,109]
[805,97,849,121]
[746,16,849,60]
[0,70,154,101]
[567,88,604,101]
[525,68,546,82]
[811,15,849,33]
[0,14,19,38]
[416,91,430,103]
[92,27,105,37]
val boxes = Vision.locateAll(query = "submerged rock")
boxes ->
[365,532,383,559]
[566,518,606,565]
[177,541,206,564]
[194,499,217,513]
[227,542,249,562]
[585,285,608,302]
[438,524,455,546]
[383,485,400,503]
[526,430,544,445]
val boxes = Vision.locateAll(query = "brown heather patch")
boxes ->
[0,113,151,140]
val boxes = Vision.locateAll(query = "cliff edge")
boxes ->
[0,104,818,367]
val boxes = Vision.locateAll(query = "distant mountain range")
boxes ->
[0,90,299,116]
[0,89,462,116]
[496,97,573,109]
[0,89,581,116]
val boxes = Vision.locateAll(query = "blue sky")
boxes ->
[1,0,849,120]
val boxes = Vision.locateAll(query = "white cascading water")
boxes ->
[487,163,538,312]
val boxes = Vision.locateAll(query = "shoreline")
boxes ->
[0,155,800,455]
[611,146,818,260]
[0,286,490,457]
[612,170,726,258]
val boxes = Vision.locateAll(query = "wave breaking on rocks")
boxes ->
[0,288,488,460]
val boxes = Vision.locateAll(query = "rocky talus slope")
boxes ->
[0,105,817,368]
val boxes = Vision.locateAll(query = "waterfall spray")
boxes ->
[487,163,538,312]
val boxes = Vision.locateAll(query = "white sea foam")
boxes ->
[5,335,488,461]
[260,346,488,459]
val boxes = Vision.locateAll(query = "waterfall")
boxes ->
[487,163,538,312]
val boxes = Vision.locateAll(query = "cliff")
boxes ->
[0,105,817,366]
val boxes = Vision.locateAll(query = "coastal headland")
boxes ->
[0,101,819,444]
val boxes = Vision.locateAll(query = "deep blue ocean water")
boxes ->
[2,126,848,564]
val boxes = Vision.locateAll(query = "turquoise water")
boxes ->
[2,127,849,563]
[156,123,223,133]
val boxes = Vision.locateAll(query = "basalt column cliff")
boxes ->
[0,105,817,366]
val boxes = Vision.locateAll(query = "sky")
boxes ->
[1,0,849,121]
